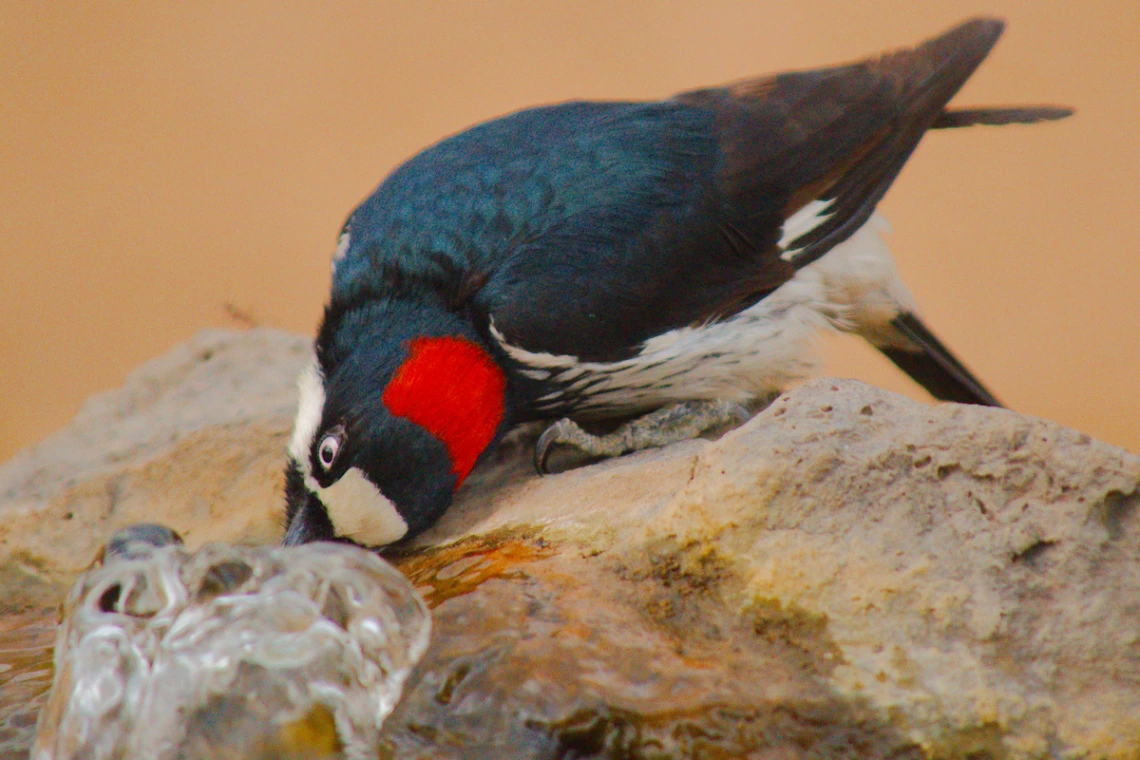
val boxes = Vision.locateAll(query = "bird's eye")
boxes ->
[317,432,343,470]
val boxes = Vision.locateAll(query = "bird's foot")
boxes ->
[534,399,753,474]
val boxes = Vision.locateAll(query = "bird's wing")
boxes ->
[487,18,1062,363]
[476,101,796,364]
[674,17,1035,272]
[337,17,1067,381]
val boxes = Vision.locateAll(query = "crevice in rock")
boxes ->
[528,700,925,760]
[1094,488,1140,540]
[1010,539,1057,567]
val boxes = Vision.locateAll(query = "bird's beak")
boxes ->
[283,487,337,546]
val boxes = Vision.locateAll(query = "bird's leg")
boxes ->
[534,399,754,474]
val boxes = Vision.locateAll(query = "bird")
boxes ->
[282,17,1071,548]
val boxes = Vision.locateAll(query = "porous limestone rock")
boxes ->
[1,329,1138,759]
[387,382,1140,759]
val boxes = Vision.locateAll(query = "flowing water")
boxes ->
[0,609,56,760]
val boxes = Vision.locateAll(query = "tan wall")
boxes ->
[2,1,1137,461]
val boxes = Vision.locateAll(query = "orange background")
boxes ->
[2,1,1137,461]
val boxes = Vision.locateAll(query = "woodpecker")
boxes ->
[283,18,1070,547]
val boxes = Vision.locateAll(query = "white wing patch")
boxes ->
[489,322,578,371]
[492,213,914,415]
[778,198,835,260]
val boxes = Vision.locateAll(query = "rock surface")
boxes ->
[0,328,310,610]
[2,328,1139,759]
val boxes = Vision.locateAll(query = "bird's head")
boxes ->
[282,303,508,547]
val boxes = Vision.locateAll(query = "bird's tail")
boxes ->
[932,105,1073,128]
[876,312,1002,407]
[768,17,1071,273]
[813,217,1004,408]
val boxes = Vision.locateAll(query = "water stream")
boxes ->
[0,609,56,760]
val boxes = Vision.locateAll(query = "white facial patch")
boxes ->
[289,360,326,465]
[315,466,408,547]
[288,360,408,546]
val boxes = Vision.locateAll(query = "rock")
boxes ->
[2,329,1138,758]
[385,382,1140,759]
[0,328,311,611]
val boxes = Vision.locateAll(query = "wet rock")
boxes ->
[2,330,1139,758]
[33,536,430,760]
[383,528,922,759]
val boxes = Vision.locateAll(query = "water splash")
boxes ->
[32,537,430,760]
[0,609,56,759]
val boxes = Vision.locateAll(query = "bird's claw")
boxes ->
[533,400,755,476]
[535,419,567,471]
[534,418,581,475]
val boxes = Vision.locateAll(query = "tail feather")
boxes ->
[933,106,1074,128]
[878,312,1002,407]
[774,17,1015,270]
